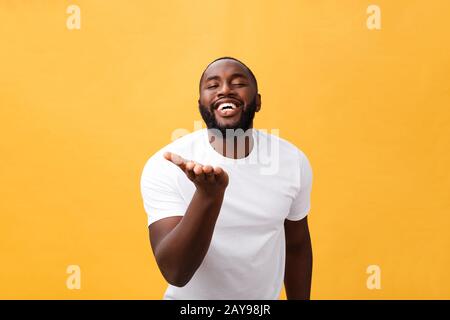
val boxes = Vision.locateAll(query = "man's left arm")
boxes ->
[284,216,313,300]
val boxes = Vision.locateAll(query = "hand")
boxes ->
[163,151,229,196]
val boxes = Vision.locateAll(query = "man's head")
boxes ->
[198,57,261,138]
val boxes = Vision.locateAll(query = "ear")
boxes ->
[255,93,261,112]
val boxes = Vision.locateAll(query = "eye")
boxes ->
[232,83,247,87]
[206,84,218,89]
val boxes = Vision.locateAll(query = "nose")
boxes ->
[217,81,234,97]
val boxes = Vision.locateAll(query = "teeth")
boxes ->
[218,102,237,111]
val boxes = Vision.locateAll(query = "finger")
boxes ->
[163,151,172,161]
[202,165,213,174]
[214,167,228,185]
[213,166,224,176]
[185,161,196,181]
[193,164,206,182]
[186,161,195,171]
[193,164,203,175]
[203,165,215,183]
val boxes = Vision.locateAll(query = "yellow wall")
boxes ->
[1,0,449,299]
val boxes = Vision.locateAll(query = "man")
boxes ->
[140,57,313,300]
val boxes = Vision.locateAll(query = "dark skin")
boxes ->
[148,59,313,299]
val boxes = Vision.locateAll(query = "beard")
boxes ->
[198,95,258,138]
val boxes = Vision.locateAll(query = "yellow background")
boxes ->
[1,0,449,299]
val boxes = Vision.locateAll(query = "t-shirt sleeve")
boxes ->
[140,153,188,226]
[286,150,313,221]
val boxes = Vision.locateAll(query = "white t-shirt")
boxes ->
[140,128,313,300]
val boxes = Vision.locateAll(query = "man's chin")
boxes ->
[199,102,256,137]
[215,120,240,131]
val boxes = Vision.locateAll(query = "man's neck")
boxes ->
[207,128,254,159]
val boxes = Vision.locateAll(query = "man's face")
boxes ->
[198,59,261,137]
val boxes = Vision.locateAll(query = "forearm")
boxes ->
[284,239,313,300]
[155,189,225,286]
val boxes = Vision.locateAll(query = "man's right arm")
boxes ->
[148,152,228,287]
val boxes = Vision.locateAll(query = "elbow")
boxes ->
[162,269,192,287]
[156,256,193,287]
[168,278,189,288]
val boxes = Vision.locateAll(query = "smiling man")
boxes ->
[140,57,313,300]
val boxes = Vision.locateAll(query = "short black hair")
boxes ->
[199,56,258,93]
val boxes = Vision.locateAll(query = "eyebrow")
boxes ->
[204,72,249,82]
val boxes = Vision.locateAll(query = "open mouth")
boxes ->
[215,102,241,118]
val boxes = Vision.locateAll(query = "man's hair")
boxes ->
[199,56,258,93]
